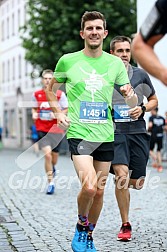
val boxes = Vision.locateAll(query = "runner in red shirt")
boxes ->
[32,69,68,194]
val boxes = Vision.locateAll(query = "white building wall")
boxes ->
[0,0,40,149]
[137,0,167,120]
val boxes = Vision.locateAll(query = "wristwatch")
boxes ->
[141,105,146,115]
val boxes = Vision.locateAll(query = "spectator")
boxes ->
[0,126,2,142]
[148,107,165,172]
[162,111,167,160]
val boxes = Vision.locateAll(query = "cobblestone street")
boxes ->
[0,148,167,252]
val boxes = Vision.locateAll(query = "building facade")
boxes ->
[0,0,41,149]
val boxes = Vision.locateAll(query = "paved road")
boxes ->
[0,148,167,252]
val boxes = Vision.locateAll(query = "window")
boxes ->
[18,55,21,79]
[18,9,20,32]
[25,61,28,76]
[3,110,9,138]
[24,4,27,23]
[2,62,5,83]
[1,21,4,41]
[7,17,9,39]
[12,13,15,36]
[8,60,10,81]
[13,57,15,80]
[10,109,16,138]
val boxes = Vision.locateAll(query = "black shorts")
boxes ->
[38,131,63,152]
[68,138,114,162]
[31,138,38,144]
[150,136,163,151]
[110,133,150,179]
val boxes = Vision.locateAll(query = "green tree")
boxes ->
[21,0,136,71]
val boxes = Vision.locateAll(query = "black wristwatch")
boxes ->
[141,105,146,115]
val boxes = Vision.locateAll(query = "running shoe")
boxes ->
[71,223,88,252]
[157,166,163,172]
[46,184,55,195]
[53,166,56,178]
[117,222,132,241]
[86,235,97,252]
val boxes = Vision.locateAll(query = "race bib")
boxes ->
[79,101,108,124]
[114,104,135,122]
[39,110,52,120]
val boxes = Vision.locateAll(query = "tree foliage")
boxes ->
[21,0,136,71]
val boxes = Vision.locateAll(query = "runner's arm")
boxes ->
[132,33,167,86]
[45,77,70,129]
[32,108,38,120]
[45,77,63,114]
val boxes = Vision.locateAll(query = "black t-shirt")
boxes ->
[157,0,167,11]
[113,65,155,134]
[140,0,167,41]
[149,114,165,137]
[156,0,167,33]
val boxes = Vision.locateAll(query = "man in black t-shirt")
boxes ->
[132,0,167,87]
[110,36,158,242]
[148,107,165,172]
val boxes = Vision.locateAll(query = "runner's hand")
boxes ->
[120,84,134,98]
[120,84,138,108]
[128,106,142,120]
[32,112,38,120]
[57,113,70,130]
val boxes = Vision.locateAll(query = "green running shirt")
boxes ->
[54,50,129,142]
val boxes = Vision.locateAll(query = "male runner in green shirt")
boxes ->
[46,11,138,252]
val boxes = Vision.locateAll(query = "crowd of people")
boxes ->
[29,1,167,251]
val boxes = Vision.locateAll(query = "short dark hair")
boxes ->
[81,11,106,30]
[110,36,131,51]
[42,69,53,78]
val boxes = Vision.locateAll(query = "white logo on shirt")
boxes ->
[80,68,107,102]
[40,102,50,109]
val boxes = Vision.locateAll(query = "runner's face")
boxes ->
[42,73,53,89]
[111,41,131,66]
[80,19,108,49]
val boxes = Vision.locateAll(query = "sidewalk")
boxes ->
[0,148,167,251]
